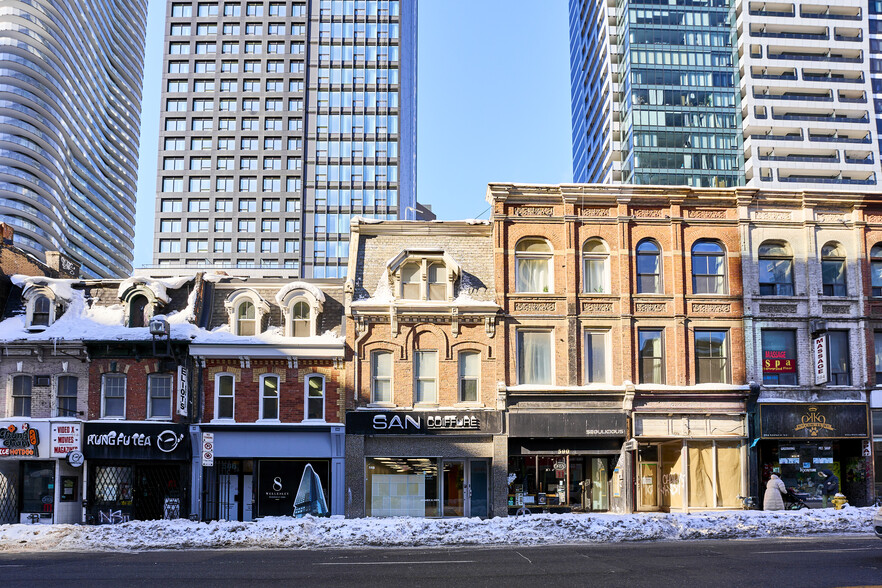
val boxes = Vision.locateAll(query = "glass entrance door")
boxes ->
[442,460,489,518]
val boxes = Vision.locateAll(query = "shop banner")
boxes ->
[345,411,503,435]
[509,412,627,438]
[813,335,828,385]
[0,421,49,458]
[762,350,795,373]
[759,403,868,439]
[51,422,81,457]
[176,365,188,417]
[83,423,190,460]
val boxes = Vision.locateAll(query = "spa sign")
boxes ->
[759,404,869,439]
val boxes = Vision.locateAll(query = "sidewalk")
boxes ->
[0,507,875,552]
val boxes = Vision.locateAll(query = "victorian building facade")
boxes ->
[488,183,750,513]
[343,220,504,518]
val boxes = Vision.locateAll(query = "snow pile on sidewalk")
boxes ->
[0,508,876,552]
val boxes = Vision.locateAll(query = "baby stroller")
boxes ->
[783,487,810,510]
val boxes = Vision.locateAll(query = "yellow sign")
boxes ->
[794,407,835,437]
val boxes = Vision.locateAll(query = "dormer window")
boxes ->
[32,296,50,327]
[224,288,270,336]
[387,249,461,302]
[276,282,325,337]
[129,294,150,328]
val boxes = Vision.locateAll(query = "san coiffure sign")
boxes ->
[83,423,189,460]
[346,411,503,435]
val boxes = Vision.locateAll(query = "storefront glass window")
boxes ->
[659,442,683,510]
[21,461,54,514]
[762,330,797,385]
[507,455,613,512]
[366,457,438,517]
[687,442,714,508]
[716,441,741,507]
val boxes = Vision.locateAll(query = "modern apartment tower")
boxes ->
[869,1,881,160]
[569,0,744,187]
[739,0,879,187]
[0,0,149,277]
[154,0,417,278]
[571,0,879,189]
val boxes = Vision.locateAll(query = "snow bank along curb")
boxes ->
[0,508,875,552]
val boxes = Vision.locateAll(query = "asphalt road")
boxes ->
[0,535,880,587]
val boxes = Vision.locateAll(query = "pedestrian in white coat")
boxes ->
[763,473,787,510]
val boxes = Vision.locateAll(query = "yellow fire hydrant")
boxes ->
[831,493,848,510]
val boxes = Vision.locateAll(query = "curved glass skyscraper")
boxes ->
[0,0,148,277]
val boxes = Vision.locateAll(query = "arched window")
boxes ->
[305,374,325,420]
[237,301,256,335]
[515,238,552,293]
[427,262,446,300]
[582,239,609,294]
[215,373,235,420]
[31,295,50,328]
[260,374,279,420]
[129,294,150,328]
[821,242,847,296]
[371,350,392,404]
[636,240,661,294]
[758,241,794,296]
[692,240,727,295]
[291,301,310,337]
[871,244,882,297]
[400,262,421,299]
[458,351,480,403]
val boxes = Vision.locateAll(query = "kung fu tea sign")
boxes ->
[83,423,189,460]
[0,421,48,458]
[759,404,869,439]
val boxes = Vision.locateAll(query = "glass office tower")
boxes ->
[153,0,417,278]
[0,0,148,277]
[570,0,743,187]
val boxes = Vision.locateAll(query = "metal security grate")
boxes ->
[0,471,18,524]
[89,462,189,523]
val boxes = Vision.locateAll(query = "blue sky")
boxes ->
[132,0,573,267]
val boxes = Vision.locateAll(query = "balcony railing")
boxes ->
[800,11,862,21]
[753,92,832,102]
[768,53,862,64]
[778,175,876,185]
[809,134,871,143]
[803,75,864,84]
[749,134,803,141]
[748,10,795,17]
[772,114,869,124]
[757,154,839,163]
[750,30,828,40]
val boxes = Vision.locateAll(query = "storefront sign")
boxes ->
[759,404,868,439]
[202,432,214,467]
[83,423,190,460]
[813,335,828,385]
[345,411,503,435]
[51,423,81,457]
[763,350,795,373]
[509,412,627,438]
[176,365,188,417]
[0,421,49,458]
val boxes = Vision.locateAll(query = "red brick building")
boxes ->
[488,183,750,513]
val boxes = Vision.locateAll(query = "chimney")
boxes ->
[0,223,13,245]
[44,251,80,279]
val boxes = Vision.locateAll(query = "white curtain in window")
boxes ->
[519,332,551,385]
[517,259,548,292]
[584,258,606,293]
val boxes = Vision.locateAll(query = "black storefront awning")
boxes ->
[508,411,627,438]
[759,403,869,440]
[510,438,624,455]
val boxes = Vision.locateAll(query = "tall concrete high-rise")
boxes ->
[0,0,149,278]
[570,0,879,189]
[153,0,417,279]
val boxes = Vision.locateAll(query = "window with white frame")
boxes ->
[414,351,438,404]
[638,329,664,384]
[821,242,847,297]
[215,373,235,420]
[758,241,794,296]
[515,238,552,293]
[260,374,280,420]
[23,285,60,331]
[458,351,480,403]
[692,240,727,295]
[305,375,325,420]
[101,373,126,418]
[371,350,392,403]
[826,331,851,385]
[236,301,256,335]
[584,330,609,384]
[12,375,31,417]
[582,239,609,294]
[31,295,51,328]
[148,374,173,419]
[517,330,552,385]
[427,263,446,301]
[694,330,729,384]
[400,262,420,299]
[291,301,310,336]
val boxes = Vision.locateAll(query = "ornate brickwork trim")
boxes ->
[821,305,849,315]
[867,215,882,224]
[759,304,797,314]
[691,303,731,313]
[687,209,726,220]
[755,211,791,221]
[635,302,667,313]
[582,302,613,313]
[513,206,553,217]
[632,208,663,218]
[581,208,609,217]
[513,301,557,313]
[817,213,845,223]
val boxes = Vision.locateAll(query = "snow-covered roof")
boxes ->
[275,281,326,306]
[117,276,194,305]
[12,275,77,302]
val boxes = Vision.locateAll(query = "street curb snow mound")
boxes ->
[0,508,875,552]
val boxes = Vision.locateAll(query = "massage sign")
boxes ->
[0,424,40,457]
